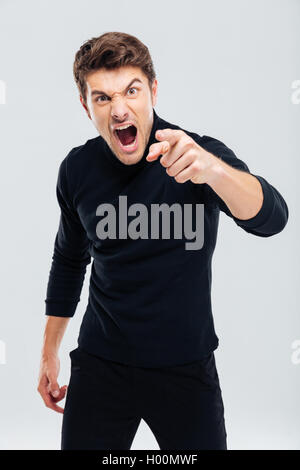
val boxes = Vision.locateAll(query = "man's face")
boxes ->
[81,65,158,166]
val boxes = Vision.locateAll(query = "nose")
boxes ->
[110,96,129,122]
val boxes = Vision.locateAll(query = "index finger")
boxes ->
[146,141,169,162]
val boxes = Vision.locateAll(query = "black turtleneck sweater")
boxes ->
[44,108,289,367]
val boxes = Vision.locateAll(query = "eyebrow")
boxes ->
[91,78,143,97]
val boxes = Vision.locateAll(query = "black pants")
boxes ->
[61,346,227,450]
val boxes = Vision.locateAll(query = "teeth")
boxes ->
[115,124,133,131]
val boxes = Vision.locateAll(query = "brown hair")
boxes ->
[73,31,156,105]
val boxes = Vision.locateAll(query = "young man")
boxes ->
[38,31,289,450]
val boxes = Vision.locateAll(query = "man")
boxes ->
[38,31,289,450]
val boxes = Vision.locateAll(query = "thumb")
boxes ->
[48,376,60,397]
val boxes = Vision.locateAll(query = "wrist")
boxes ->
[205,155,225,187]
[41,347,59,359]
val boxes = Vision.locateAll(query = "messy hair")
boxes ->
[73,31,156,104]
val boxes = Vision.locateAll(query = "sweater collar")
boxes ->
[101,108,161,171]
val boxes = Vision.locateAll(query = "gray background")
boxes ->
[0,0,299,450]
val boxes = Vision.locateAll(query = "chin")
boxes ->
[118,153,143,165]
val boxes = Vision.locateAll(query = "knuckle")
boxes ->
[192,160,200,171]
[184,139,194,150]
[187,148,196,159]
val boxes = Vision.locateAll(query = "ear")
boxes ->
[80,95,91,120]
[151,79,158,107]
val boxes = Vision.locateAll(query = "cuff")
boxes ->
[45,300,78,317]
[231,174,275,229]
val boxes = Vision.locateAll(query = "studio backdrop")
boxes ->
[0,0,299,450]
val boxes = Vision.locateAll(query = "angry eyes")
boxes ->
[95,87,138,103]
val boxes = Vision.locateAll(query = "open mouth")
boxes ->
[114,124,138,152]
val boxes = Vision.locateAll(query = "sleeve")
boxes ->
[44,154,91,317]
[197,135,289,237]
